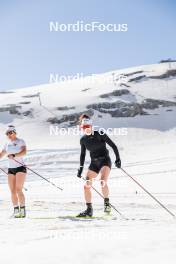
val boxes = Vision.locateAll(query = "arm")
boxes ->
[77,140,86,178]
[8,146,27,159]
[80,142,86,167]
[0,150,6,159]
[102,133,120,160]
[15,146,27,157]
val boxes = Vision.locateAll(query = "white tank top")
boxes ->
[3,138,26,168]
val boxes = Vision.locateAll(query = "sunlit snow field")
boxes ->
[0,128,176,264]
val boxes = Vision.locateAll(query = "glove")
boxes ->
[115,158,121,168]
[77,166,83,178]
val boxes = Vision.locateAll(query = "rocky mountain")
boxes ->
[0,62,176,131]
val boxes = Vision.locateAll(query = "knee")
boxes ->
[100,180,107,188]
[11,189,17,195]
[84,183,91,190]
[16,187,23,195]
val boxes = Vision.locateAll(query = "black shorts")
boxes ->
[8,166,27,175]
[89,156,112,174]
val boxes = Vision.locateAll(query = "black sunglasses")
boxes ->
[6,131,15,136]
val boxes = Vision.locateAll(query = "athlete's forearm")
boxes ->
[0,150,6,159]
[103,134,120,159]
[80,152,86,167]
[80,144,86,167]
[15,148,27,158]
[109,142,120,159]
[113,145,120,160]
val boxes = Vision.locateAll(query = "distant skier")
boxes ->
[77,114,121,217]
[0,126,27,218]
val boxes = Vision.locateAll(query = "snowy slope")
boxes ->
[0,62,176,191]
[0,63,176,264]
[0,137,176,264]
[0,62,176,133]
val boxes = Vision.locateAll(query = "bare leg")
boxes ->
[16,172,26,206]
[8,175,18,206]
[100,166,111,198]
[84,170,97,203]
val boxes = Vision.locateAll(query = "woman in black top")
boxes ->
[77,114,121,217]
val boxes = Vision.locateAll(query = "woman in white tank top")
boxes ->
[0,126,27,218]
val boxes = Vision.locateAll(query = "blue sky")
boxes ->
[0,0,175,91]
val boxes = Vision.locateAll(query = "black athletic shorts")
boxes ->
[8,166,27,175]
[89,156,112,174]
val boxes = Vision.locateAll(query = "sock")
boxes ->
[86,203,92,208]
[14,206,19,213]
[104,198,110,205]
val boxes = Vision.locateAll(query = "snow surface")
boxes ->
[0,132,176,264]
[0,63,176,264]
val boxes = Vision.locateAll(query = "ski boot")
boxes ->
[13,206,20,218]
[77,204,93,218]
[19,206,26,218]
[104,198,111,214]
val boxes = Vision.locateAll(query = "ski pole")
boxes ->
[120,168,175,218]
[82,177,127,220]
[12,158,63,191]
[0,167,28,191]
[0,167,8,175]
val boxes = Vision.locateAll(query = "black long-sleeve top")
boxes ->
[79,131,120,167]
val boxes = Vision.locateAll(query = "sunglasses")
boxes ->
[6,131,15,136]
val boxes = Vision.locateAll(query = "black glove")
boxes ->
[77,166,83,178]
[115,158,121,168]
